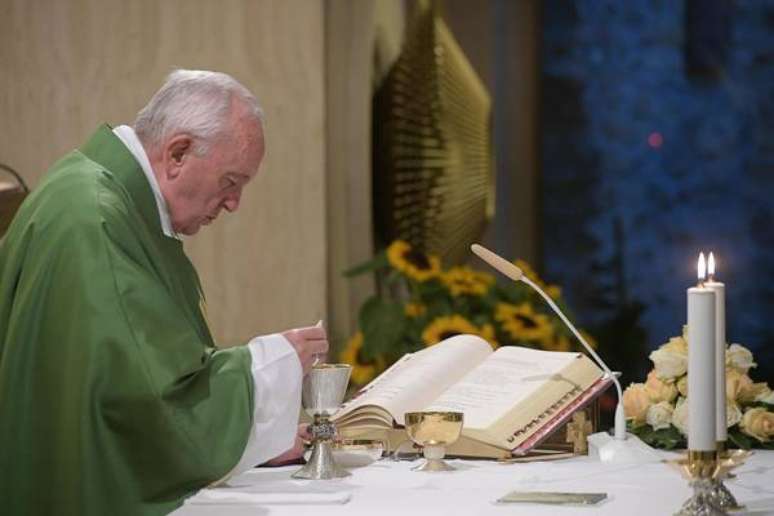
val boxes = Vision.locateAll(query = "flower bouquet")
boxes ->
[624,327,774,449]
[340,240,595,386]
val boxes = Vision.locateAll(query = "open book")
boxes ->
[334,335,609,457]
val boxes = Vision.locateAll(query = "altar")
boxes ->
[173,451,774,516]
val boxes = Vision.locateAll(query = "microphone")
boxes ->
[471,243,627,441]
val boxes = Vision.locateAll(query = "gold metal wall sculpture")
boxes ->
[373,6,493,265]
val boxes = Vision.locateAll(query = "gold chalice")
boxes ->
[404,411,463,472]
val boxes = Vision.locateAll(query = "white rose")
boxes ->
[646,401,674,431]
[726,343,756,374]
[740,408,774,442]
[649,347,687,381]
[755,388,774,404]
[746,382,772,403]
[672,398,689,436]
[645,370,678,403]
[726,401,742,428]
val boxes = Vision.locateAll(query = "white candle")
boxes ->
[704,252,726,442]
[687,253,717,451]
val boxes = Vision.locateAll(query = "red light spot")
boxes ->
[648,132,663,148]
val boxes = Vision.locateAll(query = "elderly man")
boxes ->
[0,70,325,515]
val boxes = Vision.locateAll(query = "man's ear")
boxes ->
[163,135,194,180]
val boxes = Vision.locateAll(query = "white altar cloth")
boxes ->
[173,451,774,516]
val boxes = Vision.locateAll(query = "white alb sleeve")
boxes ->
[227,333,302,476]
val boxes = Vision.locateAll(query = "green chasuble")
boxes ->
[0,126,254,516]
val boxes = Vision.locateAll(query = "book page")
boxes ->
[426,346,583,429]
[335,335,492,426]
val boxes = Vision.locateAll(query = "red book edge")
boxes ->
[511,376,615,455]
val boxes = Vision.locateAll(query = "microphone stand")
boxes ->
[471,244,661,463]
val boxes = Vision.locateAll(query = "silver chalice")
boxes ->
[291,363,352,480]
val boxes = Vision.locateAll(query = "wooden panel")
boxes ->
[0,0,326,343]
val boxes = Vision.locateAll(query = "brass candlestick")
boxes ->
[709,443,749,512]
[675,450,726,516]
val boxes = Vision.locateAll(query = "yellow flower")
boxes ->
[421,315,496,348]
[545,284,562,300]
[494,302,553,343]
[479,323,499,349]
[514,259,541,284]
[579,330,598,350]
[339,332,385,386]
[386,240,441,282]
[622,383,652,426]
[549,334,572,352]
[441,266,495,297]
[404,302,426,318]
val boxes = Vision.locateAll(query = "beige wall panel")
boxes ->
[324,0,408,351]
[325,0,376,351]
[0,0,326,343]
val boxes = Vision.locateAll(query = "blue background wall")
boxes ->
[542,0,774,384]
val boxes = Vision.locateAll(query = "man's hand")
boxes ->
[263,424,312,466]
[281,325,329,374]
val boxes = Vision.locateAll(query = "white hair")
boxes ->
[134,69,264,154]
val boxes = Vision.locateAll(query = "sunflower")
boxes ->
[514,259,563,300]
[544,284,562,300]
[548,334,572,352]
[494,302,554,343]
[580,330,598,350]
[339,331,385,385]
[514,259,541,284]
[421,314,497,349]
[386,240,441,282]
[479,323,500,349]
[404,302,427,318]
[441,266,495,297]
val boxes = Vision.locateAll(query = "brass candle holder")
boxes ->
[707,442,746,512]
[668,446,751,516]
[675,450,725,516]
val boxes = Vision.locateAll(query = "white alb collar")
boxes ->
[112,125,180,240]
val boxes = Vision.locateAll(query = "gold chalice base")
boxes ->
[405,411,463,472]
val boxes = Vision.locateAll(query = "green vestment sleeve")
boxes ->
[0,126,255,516]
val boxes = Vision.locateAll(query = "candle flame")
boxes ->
[708,252,716,277]
[697,252,707,282]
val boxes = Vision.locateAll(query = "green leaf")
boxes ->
[343,252,389,277]
[728,429,754,450]
[383,268,403,285]
[358,297,407,361]
[417,280,446,298]
[628,423,685,449]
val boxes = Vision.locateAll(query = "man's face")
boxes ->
[158,114,264,236]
